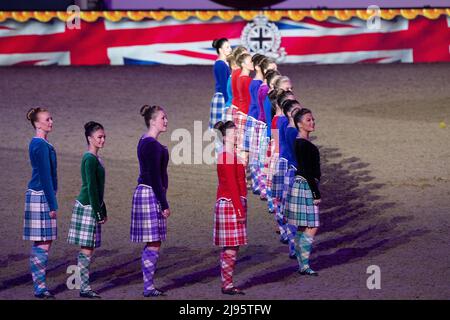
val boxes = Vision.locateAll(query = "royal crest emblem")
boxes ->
[240,14,286,63]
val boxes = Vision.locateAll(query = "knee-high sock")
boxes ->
[286,224,297,254]
[274,203,287,237]
[296,233,314,270]
[221,250,237,290]
[30,245,49,295]
[142,247,159,293]
[78,252,92,293]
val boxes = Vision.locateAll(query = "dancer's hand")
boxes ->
[236,216,246,224]
[313,199,321,206]
[99,217,107,224]
[162,209,171,218]
[49,211,57,218]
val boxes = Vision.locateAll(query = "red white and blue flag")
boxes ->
[0,16,449,65]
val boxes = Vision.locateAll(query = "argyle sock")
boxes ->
[221,250,237,290]
[142,247,159,294]
[30,245,49,295]
[286,224,297,255]
[78,252,92,293]
[296,233,314,270]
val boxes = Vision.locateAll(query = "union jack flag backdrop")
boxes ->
[0,15,449,65]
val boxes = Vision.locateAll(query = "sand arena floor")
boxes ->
[0,64,449,299]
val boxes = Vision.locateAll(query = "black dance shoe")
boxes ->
[80,290,102,299]
[221,287,245,295]
[143,288,166,297]
[299,267,319,276]
[34,291,55,299]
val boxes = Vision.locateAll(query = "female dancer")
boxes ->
[224,46,248,121]
[210,38,232,128]
[67,121,107,298]
[281,100,302,259]
[213,120,247,295]
[285,108,321,276]
[24,107,58,299]
[235,53,254,162]
[258,69,280,211]
[130,105,171,297]
[244,54,266,195]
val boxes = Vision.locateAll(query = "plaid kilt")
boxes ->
[214,198,247,247]
[130,184,167,243]
[233,111,247,154]
[23,189,57,241]
[209,92,225,129]
[284,176,320,227]
[243,116,256,153]
[272,158,288,200]
[67,201,101,248]
[266,151,279,190]
[280,166,297,212]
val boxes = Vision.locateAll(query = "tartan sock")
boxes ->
[296,233,314,270]
[221,250,237,290]
[142,247,159,293]
[274,203,287,237]
[78,252,92,293]
[286,224,297,255]
[30,245,48,295]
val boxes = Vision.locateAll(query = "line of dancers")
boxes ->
[210,38,322,294]
[21,39,321,299]
[24,106,170,299]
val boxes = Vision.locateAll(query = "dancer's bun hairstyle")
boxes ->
[140,104,164,128]
[26,107,47,129]
[84,121,104,145]
[212,38,229,54]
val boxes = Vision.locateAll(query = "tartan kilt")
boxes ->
[258,134,269,173]
[209,92,225,129]
[23,189,57,241]
[266,151,279,190]
[280,166,297,212]
[233,111,247,154]
[243,116,256,153]
[214,198,248,247]
[67,201,101,248]
[271,158,288,200]
[130,184,167,243]
[284,176,320,227]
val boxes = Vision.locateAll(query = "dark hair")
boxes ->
[212,38,228,54]
[84,121,104,145]
[140,104,165,128]
[294,108,313,131]
[268,90,279,118]
[251,53,265,67]
[282,99,301,117]
[260,57,276,76]
[236,53,251,68]
[213,120,236,139]
[26,107,48,129]
[265,69,281,86]
[276,89,295,109]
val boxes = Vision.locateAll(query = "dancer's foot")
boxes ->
[80,290,101,299]
[299,267,319,276]
[289,252,297,260]
[221,287,245,295]
[143,288,166,297]
[34,290,55,299]
[279,236,289,244]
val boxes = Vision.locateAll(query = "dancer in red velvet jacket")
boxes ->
[213,120,247,295]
